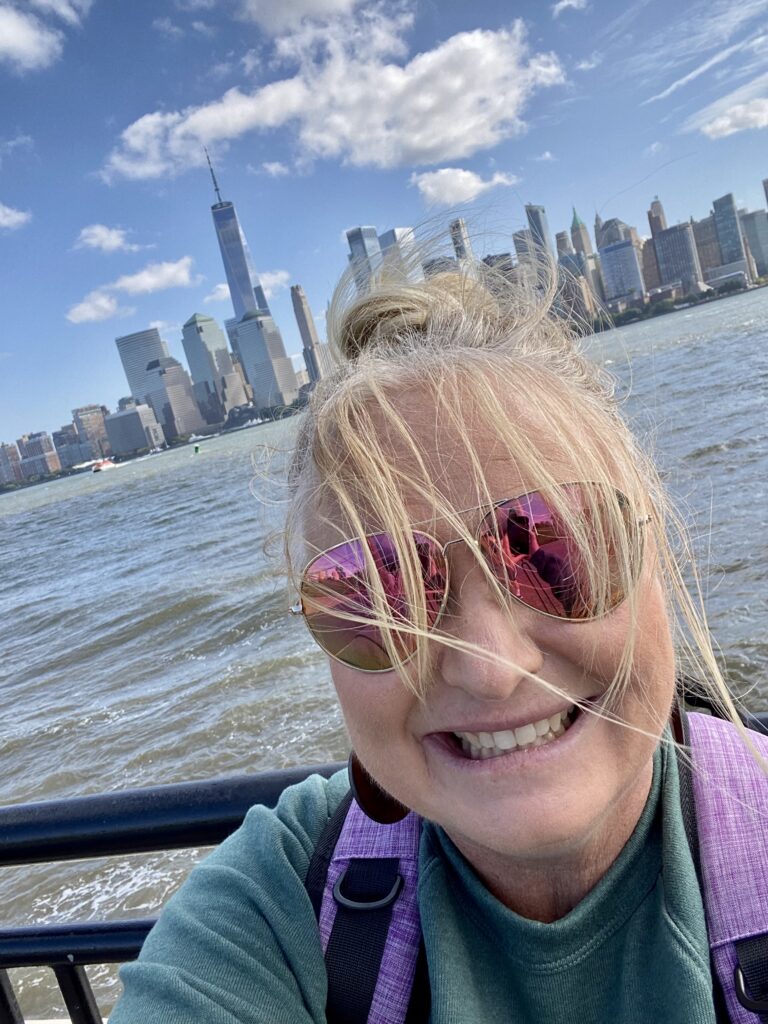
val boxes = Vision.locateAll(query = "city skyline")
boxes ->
[2,1,768,439]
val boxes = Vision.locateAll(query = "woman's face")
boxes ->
[323,398,676,865]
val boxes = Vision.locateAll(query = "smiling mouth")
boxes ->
[448,706,581,759]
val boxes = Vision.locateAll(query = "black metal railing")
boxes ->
[0,762,344,1024]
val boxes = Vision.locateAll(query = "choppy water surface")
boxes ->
[1,289,766,1015]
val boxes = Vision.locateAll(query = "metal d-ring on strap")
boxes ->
[333,867,403,910]
[735,964,768,1014]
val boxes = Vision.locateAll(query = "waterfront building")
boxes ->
[712,194,747,267]
[555,265,597,321]
[181,313,244,424]
[583,253,605,302]
[295,369,310,389]
[73,404,111,458]
[291,284,332,385]
[571,208,593,256]
[449,218,473,260]
[739,210,768,277]
[230,312,299,410]
[483,253,517,283]
[0,442,22,485]
[52,423,92,468]
[207,152,269,319]
[115,328,170,405]
[105,404,165,456]
[378,227,422,280]
[525,204,552,257]
[16,432,61,479]
[513,228,535,264]
[346,226,382,294]
[647,197,667,238]
[654,223,704,295]
[423,256,458,277]
[598,240,645,303]
[144,357,206,442]
[692,215,722,277]
[556,231,575,257]
[594,213,604,250]
[599,218,635,247]
[641,239,661,291]
[764,179,768,207]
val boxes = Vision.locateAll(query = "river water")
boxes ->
[1,288,766,1015]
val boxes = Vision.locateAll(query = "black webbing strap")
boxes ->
[305,791,354,918]
[404,940,431,1023]
[735,937,768,1022]
[325,857,402,1024]
[674,704,732,1023]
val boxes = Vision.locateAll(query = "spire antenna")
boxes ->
[204,147,223,204]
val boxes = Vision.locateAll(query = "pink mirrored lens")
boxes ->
[479,485,626,619]
[301,532,446,670]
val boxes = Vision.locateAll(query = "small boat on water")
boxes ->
[92,458,117,473]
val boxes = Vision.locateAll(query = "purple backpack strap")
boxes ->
[688,712,768,1022]
[318,799,422,1024]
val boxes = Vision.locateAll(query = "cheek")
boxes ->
[329,662,416,762]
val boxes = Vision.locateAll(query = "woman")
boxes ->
[110,258,766,1023]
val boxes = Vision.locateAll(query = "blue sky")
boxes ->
[1,0,767,441]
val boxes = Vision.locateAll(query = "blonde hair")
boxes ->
[284,253,743,742]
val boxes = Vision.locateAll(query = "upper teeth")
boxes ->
[453,706,575,757]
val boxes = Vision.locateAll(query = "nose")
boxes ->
[434,544,545,700]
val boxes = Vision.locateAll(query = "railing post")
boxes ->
[53,965,103,1024]
[0,971,23,1024]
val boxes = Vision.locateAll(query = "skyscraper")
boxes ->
[378,227,422,280]
[712,194,746,266]
[207,152,269,319]
[181,313,245,423]
[692,215,722,276]
[16,432,61,479]
[641,239,661,291]
[525,204,552,257]
[763,179,768,207]
[449,218,473,260]
[291,285,332,386]
[0,442,22,485]
[232,313,299,410]
[105,405,164,456]
[513,228,535,264]
[598,240,645,303]
[346,227,382,293]
[647,197,667,238]
[73,404,111,458]
[571,209,593,256]
[556,231,575,257]
[144,357,206,441]
[116,328,170,404]
[738,210,768,277]
[654,223,703,294]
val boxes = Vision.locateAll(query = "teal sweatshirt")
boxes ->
[110,741,716,1022]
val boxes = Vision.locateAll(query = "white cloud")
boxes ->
[74,223,141,253]
[575,52,601,71]
[204,282,230,302]
[643,141,666,157]
[241,49,259,74]
[533,150,556,161]
[149,319,181,337]
[102,17,565,180]
[66,290,134,324]
[237,0,358,35]
[258,269,290,297]
[152,16,184,38]
[0,133,33,163]
[643,38,759,104]
[685,71,768,137]
[175,0,216,9]
[0,201,31,230]
[410,168,519,206]
[552,0,587,17]
[111,257,201,294]
[66,257,201,323]
[0,6,62,71]
[28,0,92,26]
[191,19,215,34]
[699,97,768,137]
[261,160,289,176]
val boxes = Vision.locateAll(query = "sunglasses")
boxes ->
[291,483,644,673]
